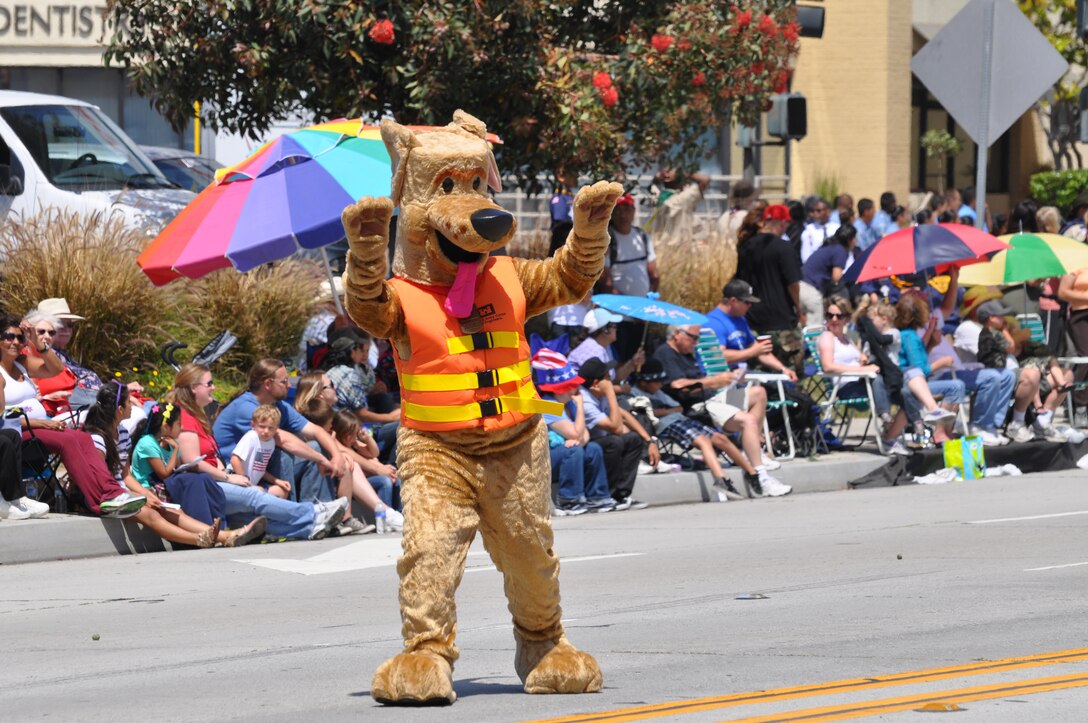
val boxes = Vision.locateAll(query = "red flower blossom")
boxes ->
[752,62,765,75]
[677,39,692,51]
[735,10,752,29]
[758,14,778,35]
[592,71,612,89]
[600,87,619,107]
[651,34,673,52]
[368,19,395,45]
[774,71,790,94]
[692,71,706,87]
[782,21,800,43]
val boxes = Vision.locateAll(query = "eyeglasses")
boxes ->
[272,377,289,386]
[35,328,57,336]
[1,332,26,343]
[322,382,336,391]
[680,330,701,340]
[826,312,847,320]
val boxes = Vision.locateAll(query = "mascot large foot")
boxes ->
[516,635,603,694]
[371,651,456,706]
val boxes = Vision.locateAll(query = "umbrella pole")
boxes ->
[320,247,346,317]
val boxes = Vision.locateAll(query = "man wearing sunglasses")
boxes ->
[651,324,790,497]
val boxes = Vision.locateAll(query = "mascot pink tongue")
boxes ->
[443,261,479,317]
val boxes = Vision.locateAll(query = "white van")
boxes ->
[0,90,195,233]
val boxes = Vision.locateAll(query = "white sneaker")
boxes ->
[16,496,49,518]
[653,462,683,473]
[883,439,912,456]
[1006,422,1034,444]
[970,426,1007,447]
[636,461,656,475]
[1038,425,1069,444]
[760,457,782,471]
[758,475,792,497]
[0,498,31,520]
[385,507,405,531]
[1058,425,1086,444]
[923,408,955,424]
[309,497,347,540]
[1034,410,1055,430]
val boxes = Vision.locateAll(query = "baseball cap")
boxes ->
[632,359,668,383]
[532,349,584,394]
[577,357,609,385]
[583,307,624,333]
[722,279,760,304]
[615,193,635,206]
[976,299,1013,323]
[762,204,790,221]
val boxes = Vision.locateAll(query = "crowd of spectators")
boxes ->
[6,183,1088,532]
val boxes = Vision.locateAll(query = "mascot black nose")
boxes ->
[471,208,514,242]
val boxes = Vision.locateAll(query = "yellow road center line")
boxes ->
[523,648,1088,723]
[726,671,1088,723]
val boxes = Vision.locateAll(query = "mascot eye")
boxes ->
[442,178,454,193]
[473,176,481,190]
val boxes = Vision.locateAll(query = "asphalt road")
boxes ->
[3,470,1088,722]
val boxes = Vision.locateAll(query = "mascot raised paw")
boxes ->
[342,110,621,706]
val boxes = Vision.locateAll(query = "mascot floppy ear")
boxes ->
[380,119,421,208]
[452,109,502,194]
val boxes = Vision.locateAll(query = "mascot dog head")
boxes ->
[381,110,513,290]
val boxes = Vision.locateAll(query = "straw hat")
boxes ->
[37,298,84,321]
[959,286,1005,319]
[313,276,344,304]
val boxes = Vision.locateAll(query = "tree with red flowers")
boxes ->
[104,1,798,188]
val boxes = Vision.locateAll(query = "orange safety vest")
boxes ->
[388,257,562,432]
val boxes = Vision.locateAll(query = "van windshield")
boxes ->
[0,104,175,191]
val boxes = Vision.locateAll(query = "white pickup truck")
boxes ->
[0,90,195,233]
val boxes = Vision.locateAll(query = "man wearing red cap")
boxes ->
[603,193,659,361]
[735,204,807,374]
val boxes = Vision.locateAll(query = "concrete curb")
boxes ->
[0,452,890,566]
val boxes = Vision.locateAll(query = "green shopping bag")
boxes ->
[942,435,986,480]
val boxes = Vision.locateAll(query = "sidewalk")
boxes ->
[0,451,889,567]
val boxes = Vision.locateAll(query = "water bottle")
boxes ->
[374,504,387,534]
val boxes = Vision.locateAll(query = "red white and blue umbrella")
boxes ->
[843,223,1010,284]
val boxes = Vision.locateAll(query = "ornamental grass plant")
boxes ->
[0,210,325,388]
[0,209,173,374]
[655,238,737,315]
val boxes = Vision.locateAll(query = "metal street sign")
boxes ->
[911,0,1067,229]
[912,0,1067,146]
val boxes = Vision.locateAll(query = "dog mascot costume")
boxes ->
[341,110,622,705]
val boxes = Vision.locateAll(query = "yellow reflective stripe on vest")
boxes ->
[446,330,520,355]
[402,383,562,423]
[400,360,532,392]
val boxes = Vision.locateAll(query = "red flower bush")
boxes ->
[651,34,674,52]
[592,71,612,89]
[368,19,394,45]
[677,39,692,51]
[782,21,800,43]
[600,87,619,107]
[735,10,752,29]
[692,71,706,87]
[757,14,778,36]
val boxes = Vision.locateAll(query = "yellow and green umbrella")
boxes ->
[957,232,1088,286]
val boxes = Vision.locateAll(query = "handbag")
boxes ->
[942,435,986,480]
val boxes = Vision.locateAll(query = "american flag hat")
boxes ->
[531,349,584,393]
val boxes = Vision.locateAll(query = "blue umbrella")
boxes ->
[591,294,708,326]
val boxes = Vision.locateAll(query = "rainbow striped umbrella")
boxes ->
[137,119,500,286]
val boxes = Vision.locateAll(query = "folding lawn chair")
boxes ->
[800,325,884,454]
[694,328,799,460]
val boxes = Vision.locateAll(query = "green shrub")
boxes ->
[0,210,177,374]
[1029,169,1088,214]
[813,173,841,204]
[178,259,323,375]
